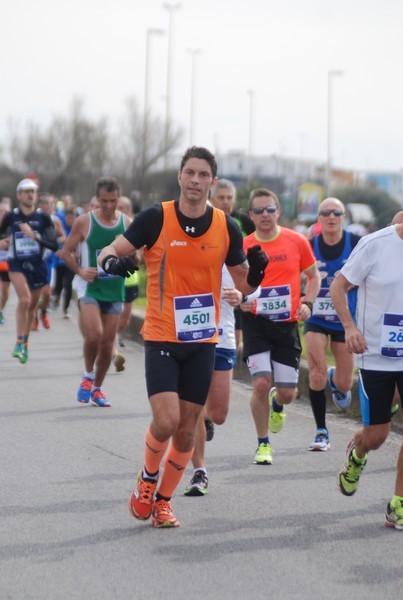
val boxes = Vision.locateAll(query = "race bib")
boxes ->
[381,313,403,358]
[15,232,40,258]
[312,288,340,323]
[256,285,291,321]
[174,293,216,341]
[0,248,8,261]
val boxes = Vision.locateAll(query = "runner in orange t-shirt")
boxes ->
[240,188,321,466]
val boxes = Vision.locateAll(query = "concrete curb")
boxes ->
[125,309,403,434]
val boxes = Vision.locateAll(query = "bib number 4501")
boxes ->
[183,312,210,325]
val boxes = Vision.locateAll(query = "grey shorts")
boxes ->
[79,295,123,315]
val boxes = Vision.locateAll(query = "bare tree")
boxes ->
[111,97,183,193]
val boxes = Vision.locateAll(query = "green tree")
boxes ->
[334,186,401,228]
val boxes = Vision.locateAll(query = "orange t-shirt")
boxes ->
[243,226,316,322]
[142,200,230,343]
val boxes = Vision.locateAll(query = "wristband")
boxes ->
[301,300,313,312]
[242,286,261,303]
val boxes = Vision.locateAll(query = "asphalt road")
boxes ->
[1,289,403,600]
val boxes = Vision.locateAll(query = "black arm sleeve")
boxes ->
[123,204,163,249]
[39,215,58,252]
[225,215,247,266]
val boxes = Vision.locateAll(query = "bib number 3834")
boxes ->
[174,293,216,342]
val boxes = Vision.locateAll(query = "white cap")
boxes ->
[16,178,39,192]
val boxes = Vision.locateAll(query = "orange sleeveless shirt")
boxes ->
[142,200,229,343]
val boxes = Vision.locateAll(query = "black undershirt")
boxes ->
[310,231,361,259]
[123,200,246,266]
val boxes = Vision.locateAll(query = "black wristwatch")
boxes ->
[301,300,313,312]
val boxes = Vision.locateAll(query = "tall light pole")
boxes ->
[326,69,343,195]
[142,28,165,184]
[188,48,201,145]
[247,89,255,181]
[163,2,181,170]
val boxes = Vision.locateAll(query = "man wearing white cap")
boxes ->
[0,178,58,363]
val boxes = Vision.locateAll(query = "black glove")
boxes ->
[246,245,269,287]
[101,255,138,278]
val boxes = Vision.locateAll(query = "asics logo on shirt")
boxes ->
[170,240,187,246]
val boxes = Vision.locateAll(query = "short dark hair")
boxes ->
[249,188,279,211]
[95,177,120,197]
[179,146,217,178]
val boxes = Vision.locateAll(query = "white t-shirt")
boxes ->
[340,225,403,370]
[217,265,236,350]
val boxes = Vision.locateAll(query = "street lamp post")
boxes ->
[188,48,201,145]
[247,89,255,181]
[163,2,181,170]
[142,28,165,183]
[326,69,343,195]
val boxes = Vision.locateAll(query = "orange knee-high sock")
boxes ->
[157,444,194,499]
[144,427,170,475]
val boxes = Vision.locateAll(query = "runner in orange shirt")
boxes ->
[98,146,268,528]
[241,188,321,465]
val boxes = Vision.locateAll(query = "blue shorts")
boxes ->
[304,321,345,343]
[79,296,123,315]
[8,260,48,290]
[215,347,237,371]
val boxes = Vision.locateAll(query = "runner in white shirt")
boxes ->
[330,224,403,530]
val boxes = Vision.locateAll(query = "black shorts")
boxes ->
[125,285,139,303]
[234,307,242,331]
[9,260,48,290]
[241,312,301,368]
[304,321,345,343]
[144,341,216,405]
[359,369,403,426]
[0,271,10,282]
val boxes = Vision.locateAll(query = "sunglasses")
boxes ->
[251,206,278,215]
[318,209,344,217]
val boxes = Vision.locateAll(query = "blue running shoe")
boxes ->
[327,367,351,410]
[77,377,93,404]
[0,311,5,324]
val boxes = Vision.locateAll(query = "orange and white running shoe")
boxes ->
[151,499,180,528]
[128,475,157,520]
[41,312,51,329]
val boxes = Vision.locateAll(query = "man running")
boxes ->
[98,146,268,528]
[241,188,321,465]
[59,177,133,407]
[331,220,403,529]
[0,179,58,363]
[304,197,361,451]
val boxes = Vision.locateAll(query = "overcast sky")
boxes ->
[2,0,403,172]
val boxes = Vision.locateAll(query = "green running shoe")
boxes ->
[11,342,23,358]
[253,442,273,465]
[19,344,29,364]
[338,441,367,496]
[0,311,5,324]
[269,387,286,433]
[385,499,403,530]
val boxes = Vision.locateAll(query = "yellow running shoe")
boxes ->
[253,442,272,465]
[269,387,286,433]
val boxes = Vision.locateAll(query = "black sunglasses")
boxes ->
[318,209,344,217]
[251,206,278,215]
